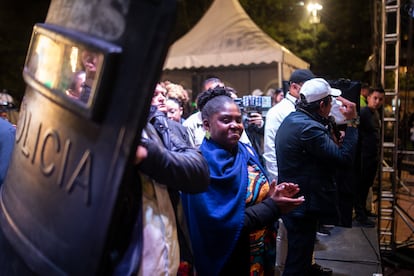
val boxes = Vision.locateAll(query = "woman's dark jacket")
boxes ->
[111,107,209,275]
[140,108,210,193]
[275,110,358,218]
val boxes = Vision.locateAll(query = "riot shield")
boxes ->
[0,0,177,275]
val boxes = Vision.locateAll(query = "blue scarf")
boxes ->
[182,139,263,276]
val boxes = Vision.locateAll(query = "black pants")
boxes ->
[354,157,378,220]
[282,214,318,276]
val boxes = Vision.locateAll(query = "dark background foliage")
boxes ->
[0,1,50,104]
[0,0,408,104]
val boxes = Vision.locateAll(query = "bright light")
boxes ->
[307,2,323,24]
[307,2,323,15]
[70,47,79,73]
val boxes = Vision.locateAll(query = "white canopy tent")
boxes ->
[162,0,309,97]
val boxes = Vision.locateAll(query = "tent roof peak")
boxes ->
[163,0,308,70]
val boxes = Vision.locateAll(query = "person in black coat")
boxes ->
[354,87,384,227]
[276,78,358,275]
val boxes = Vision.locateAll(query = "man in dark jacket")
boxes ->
[354,87,384,227]
[276,78,359,275]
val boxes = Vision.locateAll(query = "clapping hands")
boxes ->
[268,181,305,214]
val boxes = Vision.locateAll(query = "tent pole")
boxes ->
[278,61,283,88]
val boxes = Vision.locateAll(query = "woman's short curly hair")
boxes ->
[163,81,189,106]
[198,86,237,120]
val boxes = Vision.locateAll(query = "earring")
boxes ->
[205,130,211,140]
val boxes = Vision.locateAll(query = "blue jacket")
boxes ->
[275,110,358,218]
[0,118,15,186]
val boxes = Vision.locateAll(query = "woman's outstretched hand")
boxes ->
[268,181,305,214]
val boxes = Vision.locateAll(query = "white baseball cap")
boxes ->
[300,78,341,103]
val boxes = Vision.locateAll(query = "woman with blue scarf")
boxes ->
[182,88,304,276]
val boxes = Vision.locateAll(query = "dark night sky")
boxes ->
[0,0,51,102]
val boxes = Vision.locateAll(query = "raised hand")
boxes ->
[336,96,357,120]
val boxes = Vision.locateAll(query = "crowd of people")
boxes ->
[0,70,385,275]
[113,71,383,276]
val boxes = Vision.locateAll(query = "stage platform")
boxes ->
[314,225,383,276]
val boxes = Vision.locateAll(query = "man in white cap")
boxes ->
[275,78,359,275]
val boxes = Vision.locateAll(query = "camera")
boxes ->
[234,95,272,116]
[0,101,16,113]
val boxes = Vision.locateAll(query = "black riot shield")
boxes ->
[328,79,361,113]
[0,0,177,275]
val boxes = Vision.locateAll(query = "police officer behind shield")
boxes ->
[79,49,99,104]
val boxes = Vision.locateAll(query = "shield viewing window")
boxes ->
[23,24,121,120]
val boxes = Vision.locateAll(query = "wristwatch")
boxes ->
[346,117,360,128]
